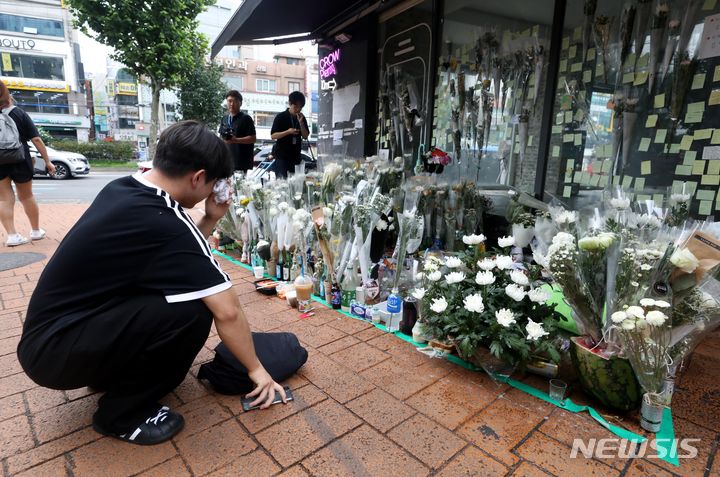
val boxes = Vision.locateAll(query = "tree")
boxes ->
[177,52,226,130]
[66,0,214,159]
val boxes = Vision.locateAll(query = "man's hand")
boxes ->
[205,188,232,221]
[246,367,286,409]
[45,161,56,176]
[285,127,299,137]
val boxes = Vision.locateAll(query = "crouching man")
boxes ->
[17,121,284,445]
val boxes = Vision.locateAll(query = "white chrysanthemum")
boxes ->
[653,300,671,308]
[446,272,466,285]
[527,288,550,303]
[621,320,636,330]
[625,306,645,319]
[430,297,448,313]
[251,182,263,190]
[269,207,279,217]
[477,258,496,271]
[463,294,485,313]
[462,234,486,245]
[555,210,578,224]
[509,270,529,286]
[670,193,691,204]
[376,219,388,231]
[505,284,526,302]
[278,201,289,212]
[496,308,517,327]
[611,311,628,323]
[552,232,576,247]
[495,255,514,270]
[639,298,656,307]
[475,270,496,286]
[670,248,700,274]
[526,319,549,341]
[498,236,516,248]
[640,264,653,271]
[610,197,631,210]
[645,310,668,326]
[411,288,426,300]
[445,256,463,269]
[427,271,442,282]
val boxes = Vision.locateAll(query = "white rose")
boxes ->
[411,288,426,300]
[625,306,645,319]
[495,255,514,270]
[526,319,549,341]
[645,310,668,327]
[446,272,466,285]
[477,258,496,271]
[430,297,448,313]
[495,308,517,327]
[445,256,463,269]
[611,311,628,323]
[462,234,486,245]
[509,270,529,286]
[427,271,442,282]
[463,293,485,313]
[498,236,516,248]
[670,248,700,274]
[527,288,550,303]
[475,270,496,286]
[505,283,526,302]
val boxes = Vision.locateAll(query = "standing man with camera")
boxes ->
[220,90,256,173]
[270,91,309,178]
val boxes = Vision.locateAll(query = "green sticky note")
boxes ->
[655,129,667,143]
[680,135,694,150]
[687,102,706,113]
[596,62,604,77]
[573,26,582,40]
[556,112,564,125]
[571,62,582,73]
[697,189,715,200]
[574,133,583,146]
[590,174,602,186]
[637,54,649,68]
[639,138,651,152]
[715,65,720,82]
[552,125,562,134]
[703,0,717,10]
[646,115,658,127]
[712,129,720,144]
[612,176,621,186]
[693,160,707,175]
[568,45,577,59]
[582,70,592,83]
[708,161,720,175]
[701,175,720,185]
[587,48,596,61]
[669,143,681,154]
[699,201,713,216]
[575,109,585,122]
[567,159,575,169]
[684,150,698,165]
[563,186,572,197]
[692,73,706,90]
[634,71,648,86]
[560,59,568,72]
[563,134,574,142]
[686,111,704,123]
[623,72,635,84]
[675,165,692,175]
[635,178,646,190]
[622,176,633,188]
[695,129,713,140]
[654,94,666,109]
[641,161,652,175]
[552,145,560,157]
[562,37,570,50]
[565,111,573,123]
[601,160,612,173]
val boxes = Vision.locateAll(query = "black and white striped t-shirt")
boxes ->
[24,172,231,336]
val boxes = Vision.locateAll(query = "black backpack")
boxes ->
[198,332,308,395]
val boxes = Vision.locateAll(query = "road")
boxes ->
[30,171,131,204]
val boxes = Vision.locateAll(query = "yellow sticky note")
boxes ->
[623,72,635,84]
[646,115,658,127]
[634,71,648,86]
[552,125,562,134]
[635,178,646,190]
[692,73,706,90]
[571,62,582,73]
[601,161,612,173]
[676,165,692,175]
[699,201,713,216]
[701,175,720,186]
[697,189,715,201]
[563,134,574,143]
[686,111,704,123]
[695,129,713,140]
[552,145,560,157]
[703,0,717,10]
[655,129,667,143]
[639,138,651,152]
[637,54,649,68]
[669,143,681,154]
[712,129,720,144]
[687,102,705,113]
[710,90,720,106]
[715,65,720,82]
[565,111,573,123]
[693,160,707,175]
[587,48,596,61]
[684,150,698,165]
[568,45,577,59]
[559,59,568,72]
[574,133,583,146]
[641,161,652,175]
[654,94,666,109]
[708,161,720,175]
[680,135,694,150]
[583,70,592,83]
[562,37,570,50]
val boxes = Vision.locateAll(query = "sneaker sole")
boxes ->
[6,241,29,247]
[30,236,45,241]
[92,418,185,446]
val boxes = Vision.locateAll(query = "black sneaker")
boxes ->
[92,406,184,445]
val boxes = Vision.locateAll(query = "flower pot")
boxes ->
[512,224,535,248]
[569,337,642,411]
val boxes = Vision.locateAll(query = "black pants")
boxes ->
[273,159,294,179]
[18,294,213,433]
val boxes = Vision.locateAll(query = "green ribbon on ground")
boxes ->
[213,250,679,466]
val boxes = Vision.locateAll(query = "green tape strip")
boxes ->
[213,249,679,466]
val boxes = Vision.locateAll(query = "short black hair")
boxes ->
[153,120,233,182]
[288,91,305,107]
[226,90,242,102]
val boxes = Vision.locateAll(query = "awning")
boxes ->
[211,0,369,57]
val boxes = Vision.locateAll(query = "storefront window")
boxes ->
[0,13,64,38]
[255,112,275,128]
[0,53,64,80]
[10,90,68,114]
[430,0,555,189]
[544,0,720,218]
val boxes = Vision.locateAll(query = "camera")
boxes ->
[220,125,233,140]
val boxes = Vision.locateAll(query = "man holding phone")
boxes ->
[17,121,285,446]
[270,91,309,178]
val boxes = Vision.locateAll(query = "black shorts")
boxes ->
[0,158,33,183]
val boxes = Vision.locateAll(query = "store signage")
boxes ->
[320,78,337,91]
[116,82,137,95]
[256,65,267,73]
[2,78,69,93]
[214,57,247,71]
[0,37,36,50]
[320,49,341,79]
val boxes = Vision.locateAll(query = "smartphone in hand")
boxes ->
[241,386,294,412]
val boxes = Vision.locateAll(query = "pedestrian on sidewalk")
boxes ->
[0,81,55,246]
[219,90,256,174]
[17,120,285,446]
[270,91,309,178]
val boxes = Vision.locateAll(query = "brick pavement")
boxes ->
[1,203,719,476]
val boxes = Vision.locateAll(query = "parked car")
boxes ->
[253,145,317,171]
[30,143,90,180]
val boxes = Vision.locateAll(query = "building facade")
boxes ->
[0,0,90,140]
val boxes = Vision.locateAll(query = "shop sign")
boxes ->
[2,78,70,93]
[0,37,36,50]
[256,65,267,73]
[31,115,90,128]
[117,105,140,119]
[320,78,337,91]
[116,82,137,95]
[214,57,247,71]
[320,49,341,79]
